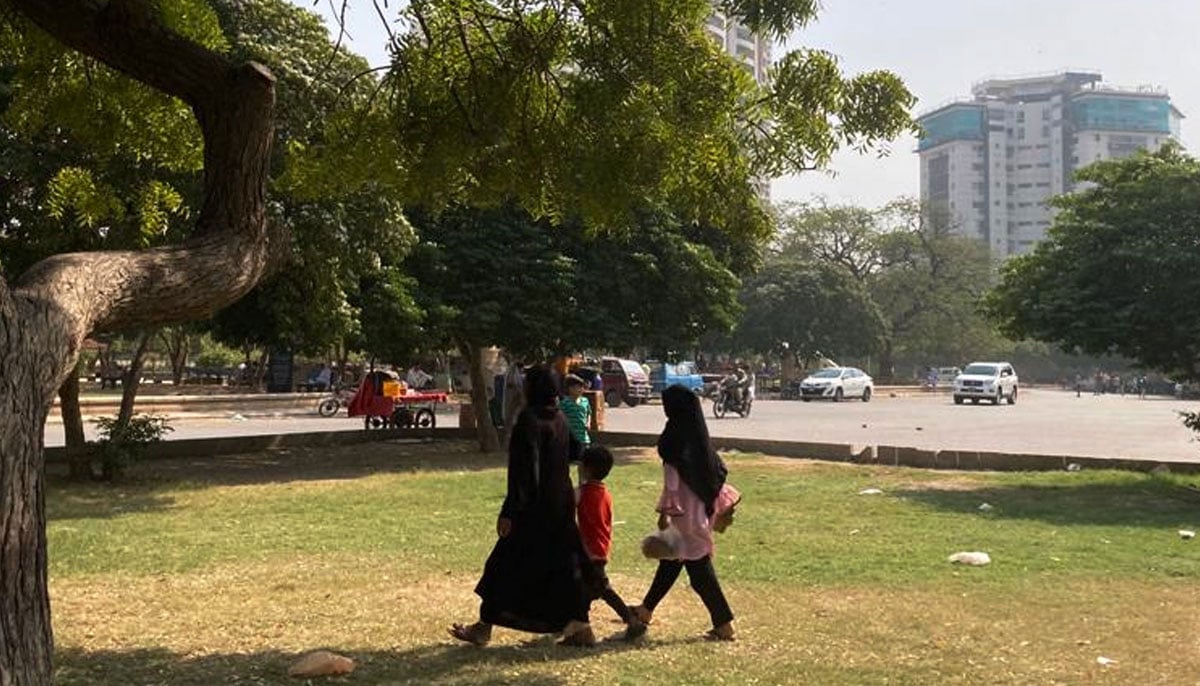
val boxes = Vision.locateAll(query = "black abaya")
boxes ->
[473,405,595,633]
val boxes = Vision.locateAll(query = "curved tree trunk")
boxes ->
[58,370,92,481]
[0,2,278,683]
[461,343,500,452]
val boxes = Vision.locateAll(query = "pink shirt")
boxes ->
[656,463,714,560]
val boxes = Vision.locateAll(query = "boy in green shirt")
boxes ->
[559,374,591,463]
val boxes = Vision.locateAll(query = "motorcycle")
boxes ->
[712,381,752,418]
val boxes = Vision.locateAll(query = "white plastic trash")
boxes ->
[948,551,991,566]
[978,503,994,511]
[1096,656,1117,667]
[858,488,884,495]
[1179,530,1195,540]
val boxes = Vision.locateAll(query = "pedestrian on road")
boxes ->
[629,384,736,642]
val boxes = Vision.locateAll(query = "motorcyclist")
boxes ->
[721,365,751,409]
[734,365,753,405]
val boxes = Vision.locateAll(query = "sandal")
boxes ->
[627,605,653,625]
[705,623,735,642]
[623,618,648,642]
[558,621,596,647]
[448,622,492,646]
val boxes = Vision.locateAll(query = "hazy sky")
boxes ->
[300,0,1200,208]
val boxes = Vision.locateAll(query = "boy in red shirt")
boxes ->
[577,445,647,641]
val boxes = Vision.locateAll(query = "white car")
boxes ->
[953,362,1018,405]
[799,367,873,402]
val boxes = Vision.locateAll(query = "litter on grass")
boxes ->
[948,551,991,566]
[858,488,884,495]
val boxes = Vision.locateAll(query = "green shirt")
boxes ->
[559,395,591,444]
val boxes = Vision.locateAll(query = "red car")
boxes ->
[600,357,652,408]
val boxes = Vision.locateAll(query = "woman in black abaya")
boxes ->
[449,366,597,646]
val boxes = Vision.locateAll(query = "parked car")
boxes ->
[798,367,873,402]
[936,367,961,386]
[953,362,1018,405]
[600,357,652,408]
[649,361,706,395]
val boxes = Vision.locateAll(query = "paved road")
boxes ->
[42,388,1200,462]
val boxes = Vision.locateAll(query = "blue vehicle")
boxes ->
[649,361,706,395]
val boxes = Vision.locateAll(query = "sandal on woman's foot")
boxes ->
[558,621,596,647]
[627,605,653,625]
[448,622,492,646]
[705,623,735,642]
[623,618,648,642]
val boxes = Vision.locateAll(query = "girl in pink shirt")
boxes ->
[630,385,735,641]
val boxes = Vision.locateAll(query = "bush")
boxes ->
[92,414,173,480]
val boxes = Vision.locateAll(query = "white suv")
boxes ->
[953,362,1018,405]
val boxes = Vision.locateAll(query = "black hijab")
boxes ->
[657,384,727,515]
[523,365,560,419]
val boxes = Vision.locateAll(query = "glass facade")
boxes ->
[918,106,985,150]
[1070,95,1171,133]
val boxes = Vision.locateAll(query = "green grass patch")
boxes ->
[47,442,1200,685]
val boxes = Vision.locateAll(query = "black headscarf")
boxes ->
[657,384,727,515]
[523,365,560,418]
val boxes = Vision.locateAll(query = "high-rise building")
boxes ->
[917,71,1183,258]
[704,11,771,86]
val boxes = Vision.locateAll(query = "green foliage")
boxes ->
[406,205,577,359]
[194,334,243,368]
[567,214,743,356]
[735,258,884,359]
[290,0,913,239]
[737,200,996,371]
[405,205,745,359]
[985,144,1200,380]
[91,414,173,481]
[204,0,423,360]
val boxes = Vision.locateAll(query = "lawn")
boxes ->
[46,440,1200,685]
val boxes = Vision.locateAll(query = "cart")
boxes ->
[347,370,446,429]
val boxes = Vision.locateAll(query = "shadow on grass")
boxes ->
[45,488,177,521]
[45,442,654,519]
[55,634,674,686]
[897,478,1200,529]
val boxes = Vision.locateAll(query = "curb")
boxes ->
[45,427,1200,475]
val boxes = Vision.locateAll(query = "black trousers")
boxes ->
[593,561,633,624]
[642,555,733,627]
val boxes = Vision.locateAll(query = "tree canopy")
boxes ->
[293,0,915,238]
[985,144,1200,380]
[738,200,996,375]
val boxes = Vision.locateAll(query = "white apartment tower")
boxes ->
[705,11,772,85]
[917,71,1183,258]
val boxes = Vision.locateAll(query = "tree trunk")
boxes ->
[781,351,797,382]
[461,343,500,452]
[58,370,92,481]
[1,2,279,682]
[116,332,153,428]
[878,339,896,384]
[161,327,189,386]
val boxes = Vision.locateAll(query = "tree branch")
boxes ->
[7,0,278,340]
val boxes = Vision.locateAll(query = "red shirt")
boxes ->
[577,481,612,561]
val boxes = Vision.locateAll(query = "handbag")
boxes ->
[711,482,742,534]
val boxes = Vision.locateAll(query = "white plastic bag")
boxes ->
[641,525,683,560]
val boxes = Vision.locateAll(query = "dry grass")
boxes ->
[47,441,1200,685]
